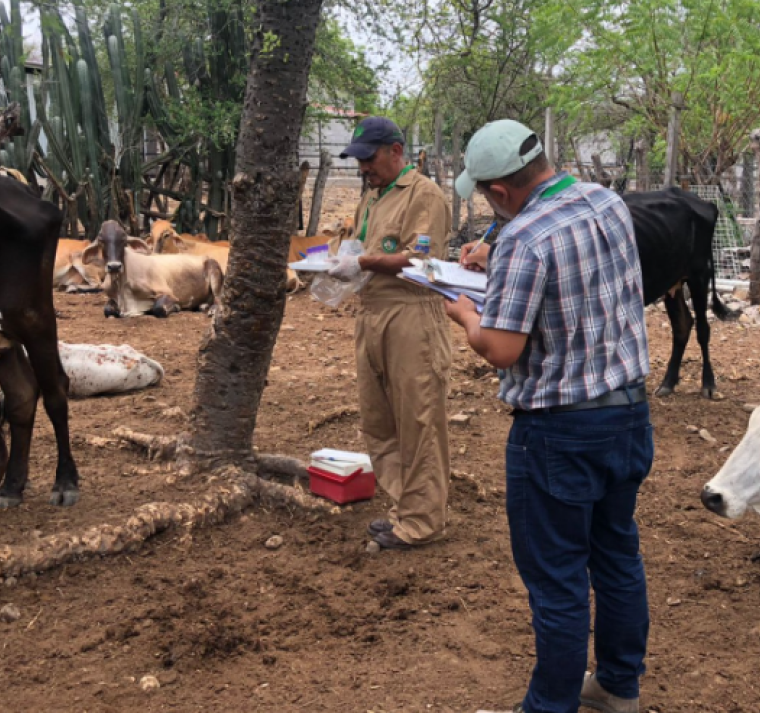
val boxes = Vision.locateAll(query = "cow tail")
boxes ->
[709,253,735,321]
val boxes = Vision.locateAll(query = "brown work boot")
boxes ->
[580,672,638,713]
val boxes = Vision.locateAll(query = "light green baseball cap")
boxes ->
[455,119,543,199]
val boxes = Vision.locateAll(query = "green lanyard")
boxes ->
[357,164,415,243]
[540,174,577,198]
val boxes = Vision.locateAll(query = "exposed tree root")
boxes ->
[112,426,178,461]
[307,406,359,434]
[0,464,338,579]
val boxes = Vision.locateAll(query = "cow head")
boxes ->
[701,407,760,518]
[154,233,190,254]
[82,220,150,276]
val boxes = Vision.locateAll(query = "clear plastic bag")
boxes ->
[310,240,373,308]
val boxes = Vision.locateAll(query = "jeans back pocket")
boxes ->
[545,434,616,503]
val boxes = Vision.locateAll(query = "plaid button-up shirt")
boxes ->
[481,172,650,411]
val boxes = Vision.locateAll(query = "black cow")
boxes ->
[0,176,79,507]
[623,186,732,398]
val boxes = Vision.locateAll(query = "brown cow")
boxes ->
[54,238,105,292]
[82,221,224,318]
[154,232,230,273]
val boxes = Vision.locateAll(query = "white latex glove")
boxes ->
[327,255,362,282]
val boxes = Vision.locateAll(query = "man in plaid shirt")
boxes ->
[448,120,654,713]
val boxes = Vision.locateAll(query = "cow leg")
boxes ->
[689,277,717,398]
[104,298,121,318]
[205,258,224,303]
[24,336,80,506]
[0,424,7,484]
[657,291,693,397]
[151,295,181,318]
[0,343,39,507]
[0,392,8,483]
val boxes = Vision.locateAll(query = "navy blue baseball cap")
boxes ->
[340,116,406,160]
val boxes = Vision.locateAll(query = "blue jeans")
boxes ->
[507,401,654,713]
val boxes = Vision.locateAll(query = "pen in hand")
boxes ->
[462,220,497,268]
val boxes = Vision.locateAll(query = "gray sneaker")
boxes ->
[580,673,638,713]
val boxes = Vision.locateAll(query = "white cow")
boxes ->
[701,407,760,518]
[59,342,164,397]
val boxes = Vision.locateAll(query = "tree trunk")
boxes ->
[544,107,555,168]
[451,121,462,234]
[467,195,475,240]
[663,91,684,187]
[569,136,588,181]
[185,0,325,467]
[591,154,611,188]
[306,149,331,236]
[433,109,444,186]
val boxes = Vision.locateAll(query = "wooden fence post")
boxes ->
[451,121,462,233]
[749,130,760,305]
[635,138,649,192]
[306,150,331,237]
[296,160,310,232]
[663,92,684,187]
[544,107,555,168]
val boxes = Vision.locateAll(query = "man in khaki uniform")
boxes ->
[328,116,452,550]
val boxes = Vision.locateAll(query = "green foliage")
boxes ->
[538,0,760,178]
[375,0,554,147]
[310,18,380,115]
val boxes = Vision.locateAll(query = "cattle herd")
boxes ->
[0,177,757,529]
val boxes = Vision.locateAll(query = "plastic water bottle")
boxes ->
[415,234,431,255]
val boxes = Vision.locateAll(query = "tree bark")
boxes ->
[306,149,331,236]
[184,0,325,468]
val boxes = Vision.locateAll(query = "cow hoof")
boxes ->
[0,495,23,508]
[655,385,674,397]
[49,489,79,507]
[701,388,717,399]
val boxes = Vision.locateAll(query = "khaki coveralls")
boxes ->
[354,167,452,544]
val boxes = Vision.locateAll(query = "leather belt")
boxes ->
[513,381,647,415]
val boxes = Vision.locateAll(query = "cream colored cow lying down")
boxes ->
[60,342,164,397]
[1,343,164,401]
[83,221,223,318]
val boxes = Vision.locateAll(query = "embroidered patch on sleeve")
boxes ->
[382,237,398,253]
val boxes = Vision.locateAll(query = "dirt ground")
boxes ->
[4,185,760,712]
